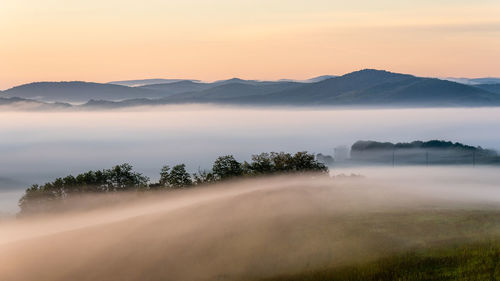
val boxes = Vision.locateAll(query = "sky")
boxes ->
[1,0,500,90]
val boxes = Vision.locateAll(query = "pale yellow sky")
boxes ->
[1,0,499,89]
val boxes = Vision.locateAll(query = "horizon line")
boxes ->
[3,69,500,91]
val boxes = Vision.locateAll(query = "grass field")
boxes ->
[2,175,500,281]
[262,240,500,281]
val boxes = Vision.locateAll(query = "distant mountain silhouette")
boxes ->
[166,81,302,101]
[474,84,500,95]
[110,76,336,87]
[0,96,70,109]
[138,81,214,96]
[5,70,500,108]
[4,81,164,103]
[305,75,337,83]
[243,69,412,104]
[83,98,155,109]
[210,78,292,86]
[137,79,302,99]
[4,79,301,103]
[81,70,500,108]
[278,75,337,83]
[470,78,500,84]
[79,82,301,108]
[442,77,500,85]
[108,79,199,87]
[235,69,500,106]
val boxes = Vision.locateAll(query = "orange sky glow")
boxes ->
[1,0,499,89]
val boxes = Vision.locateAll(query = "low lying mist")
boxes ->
[1,167,499,281]
[2,105,500,211]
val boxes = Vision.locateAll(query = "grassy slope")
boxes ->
[262,241,500,281]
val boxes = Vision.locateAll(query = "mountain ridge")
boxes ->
[4,69,500,108]
[3,81,162,103]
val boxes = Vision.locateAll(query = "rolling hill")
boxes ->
[107,79,199,87]
[3,81,163,103]
[166,81,303,101]
[229,69,500,106]
[83,70,500,108]
[474,84,500,95]
[443,77,500,85]
[304,75,337,83]
[138,80,214,96]
[4,70,500,108]
[0,96,71,110]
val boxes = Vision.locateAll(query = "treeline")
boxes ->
[352,140,495,152]
[19,152,327,215]
[351,140,499,165]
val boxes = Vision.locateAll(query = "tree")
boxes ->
[242,151,328,176]
[105,163,149,191]
[248,153,274,174]
[18,163,149,215]
[74,170,107,192]
[18,153,330,217]
[212,155,243,180]
[159,165,170,186]
[166,164,192,188]
[291,151,328,173]
[18,184,58,215]
[270,152,293,172]
[192,169,216,185]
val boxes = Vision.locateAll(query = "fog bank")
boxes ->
[1,105,500,195]
[1,168,500,281]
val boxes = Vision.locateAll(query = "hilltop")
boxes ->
[3,70,500,107]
